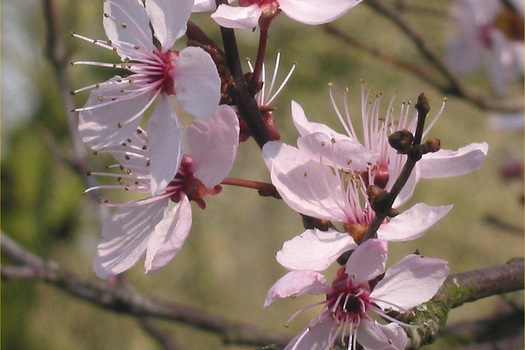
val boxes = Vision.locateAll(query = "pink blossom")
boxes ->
[263,141,453,271]
[72,0,221,195]
[292,84,489,206]
[86,105,239,278]
[211,0,363,29]
[265,239,449,350]
[445,0,524,96]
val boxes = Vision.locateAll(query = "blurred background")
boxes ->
[2,0,523,349]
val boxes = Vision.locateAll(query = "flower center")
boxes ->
[360,163,389,189]
[326,266,371,324]
[168,156,222,209]
[158,50,179,95]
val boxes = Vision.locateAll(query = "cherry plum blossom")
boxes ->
[86,105,239,278]
[263,141,453,271]
[445,0,524,96]
[72,0,221,194]
[265,239,449,350]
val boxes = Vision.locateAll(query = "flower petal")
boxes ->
[291,100,346,137]
[283,316,336,350]
[193,0,234,12]
[297,132,376,170]
[78,76,150,150]
[262,141,348,222]
[146,96,184,195]
[173,46,221,119]
[371,254,449,311]
[276,229,356,272]
[345,239,387,285]
[356,319,407,350]
[144,196,193,273]
[145,0,191,50]
[418,142,488,178]
[264,270,330,308]
[279,0,362,25]
[377,203,453,242]
[188,105,240,188]
[93,198,168,279]
[103,0,155,58]
[211,4,261,29]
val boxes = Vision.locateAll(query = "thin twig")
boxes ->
[326,0,524,113]
[138,317,180,350]
[362,93,430,242]
[215,0,273,148]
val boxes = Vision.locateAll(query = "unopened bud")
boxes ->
[367,185,390,213]
[421,138,441,154]
[388,129,413,154]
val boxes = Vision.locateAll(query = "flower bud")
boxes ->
[421,138,441,154]
[388,129,413,154]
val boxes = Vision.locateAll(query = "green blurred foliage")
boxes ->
[2,1,523,349]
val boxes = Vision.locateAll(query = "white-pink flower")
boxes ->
[445,0,524,96]
[86,105,239,278]
[72,0,221,195]
[265,239,449,350]
[263,141,453,271]
[211,0,363,29]
[294,84,489,206]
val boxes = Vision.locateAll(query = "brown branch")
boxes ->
[362,93,431,242]
[323,24,449,92]
[1,232,289,347]
[215,0,273,148]
[403,258,524,349]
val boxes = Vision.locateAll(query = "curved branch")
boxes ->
[403,258,524,349]
[1,233,289,347]
[3,232,523,349]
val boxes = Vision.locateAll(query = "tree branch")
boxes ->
[214,0,273,148]
[403,258,524,349]
[1,232,289,347]
[3,232,522,349]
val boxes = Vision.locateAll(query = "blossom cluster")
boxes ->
[72,0,491,349]
[261,86,487,349]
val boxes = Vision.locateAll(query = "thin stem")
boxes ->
[215,0,273,148]
[250,27,269,93]
[362,93,430,242]
[221,177,280,198]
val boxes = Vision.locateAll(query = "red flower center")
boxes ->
[168,156,222,209]
[325,266,371,324]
